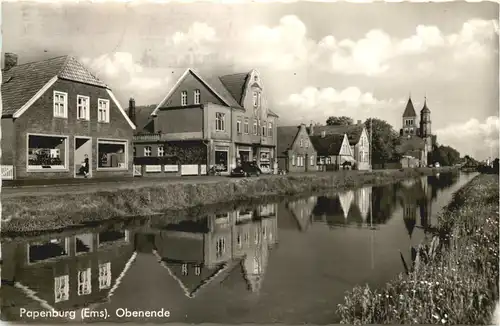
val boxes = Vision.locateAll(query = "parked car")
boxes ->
[434,162,440,168]
[231,161,262,177]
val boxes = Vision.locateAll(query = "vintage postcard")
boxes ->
[0,0,499,324]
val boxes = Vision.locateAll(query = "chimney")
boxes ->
[309,123,314,135]
[4,53,18,71]
[128,98,136,125]
[357,120,362,125]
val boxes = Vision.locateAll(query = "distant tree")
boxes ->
[430,145,461,166]
[326,116,354,126]
[364,118,401,165]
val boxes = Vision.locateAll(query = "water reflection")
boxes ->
[1,172,476,324]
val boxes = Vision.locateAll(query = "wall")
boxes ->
[164,71,226,108]
[14,79,134,179]
[286,125,317,173]
[1,117,15,165]
[356,128,371,170]
[154,107,204,135]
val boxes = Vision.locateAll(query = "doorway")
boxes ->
[74,137,92,178]
[214,149,229,172]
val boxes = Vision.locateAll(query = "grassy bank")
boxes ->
[1,167,456,234]
[337,173,499,325]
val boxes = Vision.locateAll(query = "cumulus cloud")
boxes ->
[435,116,499,159]
[81,52,173,103]
[156,16,497,77]
[279,86,399,125]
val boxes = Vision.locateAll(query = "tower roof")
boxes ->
[421,97,431,113]
[403,97,417,117]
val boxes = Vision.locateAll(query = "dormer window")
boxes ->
[181,91,187,106]
[254,75,258,82]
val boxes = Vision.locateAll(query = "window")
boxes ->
[194,89,201,105]
[28,238,69,263]
[215,112,225,131]
[144,146,152,157]
[253,91,258,107]
[236,119,242,134]
[310,155,315,166]
[98,230,129,246]
[268,122,273,137]
[305,140,309,148]
[77,95,90,120]
[292,155,296,166]
[244,118,249,134]
[75,234,93,254]
[181,91,188,106]
[78,268,92,296]
[27,134,68,170]
[98,139,127,169]
[158,145,164,157]
[195,266,201,276]
[253,120,258,135]
[182,264,188,275]
[300,139,304,147]
[53,91,68,118]
[262,121,266,137]
[97,99,110,123]
[216,238,226,258]
[263,227,267,240]
[99,262,112,289]
[54,275,69,303]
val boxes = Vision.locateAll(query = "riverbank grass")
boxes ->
[337,173,499,325]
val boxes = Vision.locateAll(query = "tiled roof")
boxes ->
[276,126,300,156]
[199,72,243,108]
[309,124,364,145]
[2,55,107,117]
[134,104,156,134]
[219,72,250,106]
[403,97,417,117]
[310,133,345,156]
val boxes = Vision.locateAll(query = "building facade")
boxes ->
[132,69,278,176]
[308,121,371,170]
[1,54,136,180]
[276,124,317,173]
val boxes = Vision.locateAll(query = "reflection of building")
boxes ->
[1,229,136,320]
[338,190,354,219]
[144,204,279,297]
[1,53,136,180]
[354,187,372,222]
[283,197,317,231]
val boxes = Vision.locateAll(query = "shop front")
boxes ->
[214,145,230,173]
[236,145,252,165]
[256,147,274,174]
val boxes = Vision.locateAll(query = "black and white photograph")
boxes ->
[0,0,499,324]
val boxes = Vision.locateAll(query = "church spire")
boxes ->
[403,95,417,117]
[421,94,430,113]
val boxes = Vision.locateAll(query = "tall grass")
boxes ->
[337,174,499,325]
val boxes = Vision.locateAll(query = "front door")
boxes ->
[74,137,92,178]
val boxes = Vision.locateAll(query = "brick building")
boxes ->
[276,124,317,173]
[1,53,136,180]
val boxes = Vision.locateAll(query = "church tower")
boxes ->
[401,96,418,138]
[420,97,431,138]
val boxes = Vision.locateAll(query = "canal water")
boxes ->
[1,172,477,324]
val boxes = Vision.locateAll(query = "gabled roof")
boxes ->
[403,97,417,117]
[276,125,300,156]
[152,68,279,118]
[219,72,250,106]
[309,124,364,145]
[309,133,346,156]
[2,55,107,117]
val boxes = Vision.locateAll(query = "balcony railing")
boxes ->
[134,133,161,141]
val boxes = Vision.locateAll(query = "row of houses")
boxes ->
[0,53,370,180]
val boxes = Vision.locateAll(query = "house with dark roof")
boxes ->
[1,229,137,321]
[398,96,435,167]
[1,53,136,180]
[308,121,371,170]
[133,68,279,176]
[276,124,317,173]
[309,132,355,170]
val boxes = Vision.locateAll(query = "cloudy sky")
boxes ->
[3,1,499,160]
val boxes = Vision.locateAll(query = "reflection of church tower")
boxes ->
[242,241,269,293]
[338,190,354,220]
[418,176,433,229]
[403,201,417,239]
